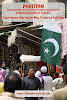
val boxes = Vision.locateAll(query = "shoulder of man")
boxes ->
[52,86,67,100]
[34,76,40,81]
[23,76,30,82]
[43,75,53,80]
[0,95,25,100]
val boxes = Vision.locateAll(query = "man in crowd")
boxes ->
[22,67,42,100]
[13,63,21,76]
[0,72,25,100]
[35,70,41,79]
[51,63,67,100]
[52,72,63,90]
[40,66,53,90]
[0,67,6,82]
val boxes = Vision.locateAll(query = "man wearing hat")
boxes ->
[40,66,53,90]
[51,63,67,100]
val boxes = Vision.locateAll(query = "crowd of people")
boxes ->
[0,62,67,100]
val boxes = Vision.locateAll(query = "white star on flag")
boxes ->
[44,48,49,54]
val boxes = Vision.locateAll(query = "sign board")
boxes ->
[15,90,53,97]
[2,2,65,23]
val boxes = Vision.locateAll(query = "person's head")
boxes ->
[41,66,47,74]
[53,72,59,79]
[1,62,6,70]
[35,71,41,78]
[63,64,67,82]
[16,63,21,72]
[28,67,35,77]
[2,62,6,67]
[4,72,22,93]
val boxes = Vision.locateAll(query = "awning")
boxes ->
[20,54,41,63]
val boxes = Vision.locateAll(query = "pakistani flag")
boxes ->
[40,25,62,65]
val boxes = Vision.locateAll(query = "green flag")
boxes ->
[40,28,62,65]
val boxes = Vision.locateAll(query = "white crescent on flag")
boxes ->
[43,38,59,57]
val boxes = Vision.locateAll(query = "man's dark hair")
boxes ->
[27,67,35,72]
[54,72,59,78]
[16,63,21,70]
[4,72,22,93]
